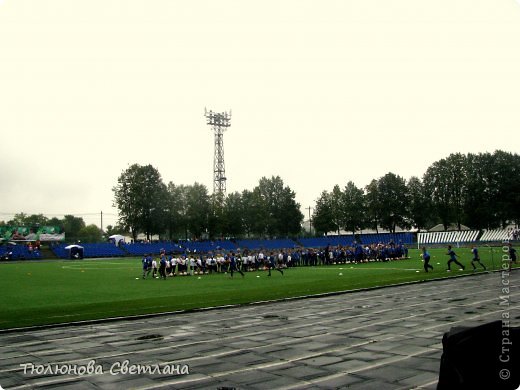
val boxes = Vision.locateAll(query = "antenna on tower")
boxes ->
[205,108,231,200]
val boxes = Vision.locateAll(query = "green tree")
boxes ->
[9,213,49,226]
[446,153,467,230]
[48,217,62,227]
[407,176,431,232]
[343,181,365,234]
[62,215,86,242]
[276,187,304,237]
[491,150,520,227]
[77,224,103,243]
[328,185,345,235]
[185,183,211,239]
[376,173,410,233]
[464,152,497,229]
[253,176,303,237]
[8,213,28,225]
[252,181,276,237]
[165,183,188,240]
[113,164,168,241]
[222,192,245,237]
[423,154,467,230]
[208,193,225,239]
[312,191,335,235]
[423,159,454,230]
[26,214,49,226]
[105,223,128,237]
[241,189,266,237]
[364,179,381,233]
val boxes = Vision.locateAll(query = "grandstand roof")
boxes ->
[429,223,470,232]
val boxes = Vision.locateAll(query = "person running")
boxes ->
[228,252,244,278]
[143,253,153,279]
[446,245,465,271]
[508,243,517,272]
[470,245,486,271]
[267,252,284,276]
[422,247,433,272]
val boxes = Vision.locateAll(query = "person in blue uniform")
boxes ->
[142,253,152,279]
[267,252,283,276]
[228,252,244,278]
[508,243,517,272]
[159,251,167,279]
[470,245,486,271]
[422,247,433,272]
[446,245,465,271]
[354,243,364,263]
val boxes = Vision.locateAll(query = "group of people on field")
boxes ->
[295,242,409,265]
[140,241,517,280]
[139,240,411,280]
[421,243,517,273]
[141,249,286,279]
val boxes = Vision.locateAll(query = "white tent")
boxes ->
[108,234,125,245]
[64,244,84,259]
[64,244,84,250]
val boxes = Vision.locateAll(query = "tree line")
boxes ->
[112,150,518,241]
[112,167,304,241]
[3,150,517,243]
[313,150,519,234]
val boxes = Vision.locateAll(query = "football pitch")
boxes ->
[0,247,514,330]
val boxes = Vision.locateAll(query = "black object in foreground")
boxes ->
[437,320,518,389]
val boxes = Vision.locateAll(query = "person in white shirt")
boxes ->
[242,254,249,271]
[195,257,203,274]
[151,258,158,278]
[178,257,186,275]
[205,256,212,273]
[165,258,171,276]
[258,252,264,270]
[217,254,226,273]
[187,257,193,275]
[170,257,177,276]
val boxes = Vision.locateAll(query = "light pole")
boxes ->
[306,206,313,236]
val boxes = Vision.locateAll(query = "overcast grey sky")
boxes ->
[1,0,519,228]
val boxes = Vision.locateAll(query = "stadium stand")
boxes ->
[358,233,414,245]
[298,236,333,249]
[299,233,414,248]
[236,238,299,250]
[0,244,41,260]
[480,229,509,242]
[299,235,354,248]
[121,242,183,256]
[52,243,126,259]
[177,240,236,253]
[12,229,515,261]
[49,245,72,259]
[418,230,479,245]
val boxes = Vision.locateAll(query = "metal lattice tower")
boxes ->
[205,108,231,197]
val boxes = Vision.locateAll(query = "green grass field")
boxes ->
[0,247,514,330]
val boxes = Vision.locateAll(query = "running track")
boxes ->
[0,270,518,389]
